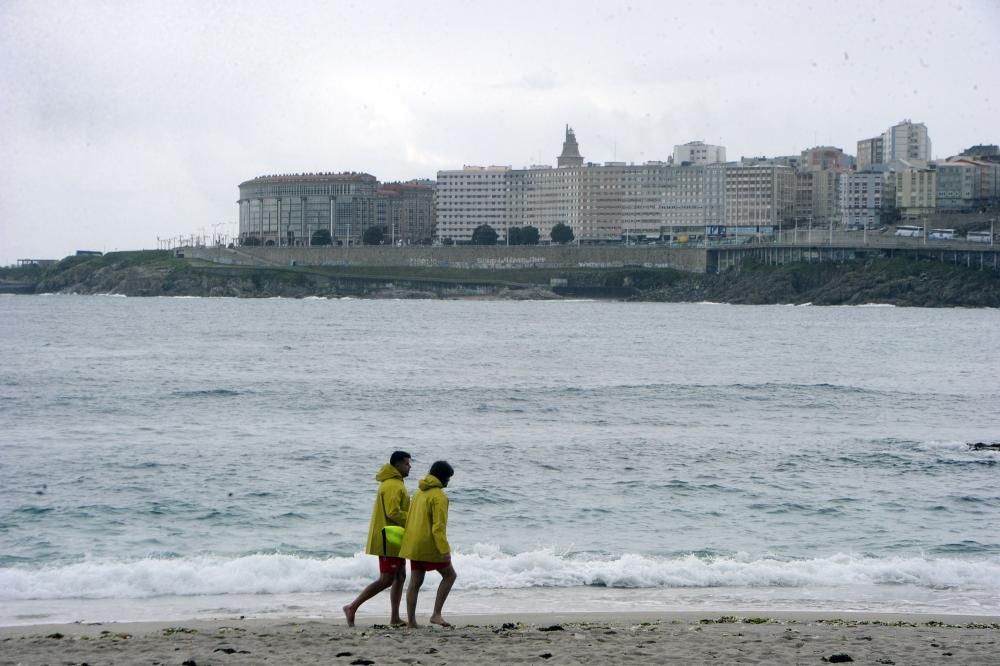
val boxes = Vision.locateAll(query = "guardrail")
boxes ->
[696,232,996,251]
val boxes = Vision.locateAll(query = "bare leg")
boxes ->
[343,572,395,627]
[429,565,456,627]
[389,568,406,625]
[406,568,426,628]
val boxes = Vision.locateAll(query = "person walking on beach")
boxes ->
[343,451,412,627]
[399,460,456,628]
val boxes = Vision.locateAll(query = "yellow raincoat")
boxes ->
[365,464,410,557]
[399,474,451,562]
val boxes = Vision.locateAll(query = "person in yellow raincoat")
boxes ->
[343,451,411,627]
[399,460,456,628]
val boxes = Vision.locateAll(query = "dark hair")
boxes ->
[428,460,454,481]
[390,450,411,465]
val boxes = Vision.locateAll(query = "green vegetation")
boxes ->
[362,225,386,245]
[550,222,575,244]
[311,229,332,246]
[507,226,540,245]
[471,224,499,245]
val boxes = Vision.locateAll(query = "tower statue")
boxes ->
[557,125,584,167]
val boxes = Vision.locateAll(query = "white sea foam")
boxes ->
[2,548,997,602]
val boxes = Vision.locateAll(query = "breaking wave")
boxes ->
[2,547,998,601]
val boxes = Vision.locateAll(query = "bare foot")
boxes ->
[390,617,406,627]
[407,621,419,629]
[429,614,452,627]
[342,605,355,627]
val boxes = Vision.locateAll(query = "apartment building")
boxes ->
[894,162,937,219]
[379,181,436,244]
[883,120,932,163]
[436,129,796,244]
[238,172,382,246]
[801,146,851,172]
[435,166,511,242]
[661,165,710,234]
[672,141,727,166]
[723,165,796,229]
[839,170,894,229]
[946,157,1000,207]
[934,161,980,211]
[794,146,849,226]
[856,136,884,171]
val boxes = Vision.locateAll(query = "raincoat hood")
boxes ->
[400,473,451,562]
[375,463,403,482]
[418,474,444,491]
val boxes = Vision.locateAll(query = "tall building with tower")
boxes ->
[434,127,795,245]
[557,126,584,167]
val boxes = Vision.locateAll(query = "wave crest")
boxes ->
[2,547,998,601]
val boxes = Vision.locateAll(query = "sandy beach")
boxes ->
[2,612,998,665]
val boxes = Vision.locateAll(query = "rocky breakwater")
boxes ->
[635,257,1000,307]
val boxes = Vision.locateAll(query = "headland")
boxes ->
[3,246,1000,307]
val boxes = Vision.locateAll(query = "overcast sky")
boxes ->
[1,0,997,264]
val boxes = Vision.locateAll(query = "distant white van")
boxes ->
[894,225,922,237]
[967,231,993,243]
[928,229,956,240]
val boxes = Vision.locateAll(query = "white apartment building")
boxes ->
[435,166,512,242]
[437,161,796,243]
[435,130,794,244]
[672,141,727,166]
[839,170,893,229]
[436,162,668,243]
[882,120,932,163]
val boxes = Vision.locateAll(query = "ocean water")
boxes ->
[1,294,998,625]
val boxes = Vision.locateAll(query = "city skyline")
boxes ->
[2,0,998,264]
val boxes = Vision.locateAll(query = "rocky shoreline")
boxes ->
[3,251,999,307]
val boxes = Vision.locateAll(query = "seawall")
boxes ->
[185,245,709,274]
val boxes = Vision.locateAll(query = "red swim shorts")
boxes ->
[378,556,405,574]
[410,559,449,572]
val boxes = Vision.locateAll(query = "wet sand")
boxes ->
[2,612,998,665]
